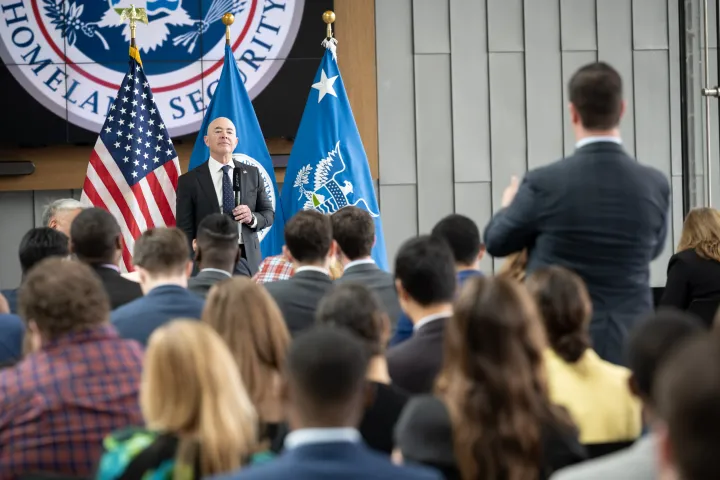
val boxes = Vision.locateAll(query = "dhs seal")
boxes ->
[0,0,304,136]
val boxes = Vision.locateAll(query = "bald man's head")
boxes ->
[204,117,238,163]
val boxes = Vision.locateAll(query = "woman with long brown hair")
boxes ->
[395,276,586,480]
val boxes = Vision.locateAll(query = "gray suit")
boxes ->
[188,269,233,299]
[550,435,655,480]
[336,262,402,328]
[264,270,334,337]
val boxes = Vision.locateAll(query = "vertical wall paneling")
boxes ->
[632,0,670,50]
[672,176,684,251]
[561,51,598,156]
[0,192,34,289]
[560,0,597,51]
[412,0,451,54]
[668,0,682,177]
[379,185,419,268]
[487,0,524,52]
[454,182,494,273]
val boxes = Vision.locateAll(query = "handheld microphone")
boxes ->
[233,167,241,208]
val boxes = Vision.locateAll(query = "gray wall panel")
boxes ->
[525,0,564,168]
[414,54,455,232]
[33,190,74,228]
[487,0,524,52]
[379,185,418,268]
[633,0,669,50]
[454,182,494,273]
[413,0,450,54]
[671,175,684,252]
[561,51,598,156]
[560,0,597,51]
[668,0,682,176]
[376,0,417,185]
[450,0,491,182]
[0,192,34,289]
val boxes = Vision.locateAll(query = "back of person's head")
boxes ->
[568,61,623,130]
[654,335,720,480]
[526,266,592,363]
[43,198,84,235]
[18,227,69,275]
[430,214,483,267]
[202,277,290,408]
[677,207,720,262]
[437,276,556,480]
[19,258,109,343]
[330,206,374,261]
[283,210,333,264]
[142,320,258,476]
[196,213,240,268]
[394,235,456,306]
[285,326,369,428]
[316,283,389,357]
[133,227,190,278]
[627,309,703,406]
[70,207,122,264]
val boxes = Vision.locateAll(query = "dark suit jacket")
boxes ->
[0,314,23,367]
[335,262,402,328]
[387,316,448,395]
[212,440,441,480]
[660,249,720,311]
[176,160,274,276]
[0,288,18,314]
[91,265,143,310]
[111,285,205,346]
[483,141,669,365]
[188,269,232,299]
[263,270,334,336]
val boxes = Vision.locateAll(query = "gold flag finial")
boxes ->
[322,10,335,39]
[222,12,235,46]
[115,4,148,47]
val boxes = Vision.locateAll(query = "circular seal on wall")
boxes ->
[0,0,304,136]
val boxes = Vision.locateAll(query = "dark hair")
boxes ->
[133,227,190,276]
[394,235,456,306]
[526,266,592,363]
[284,210,333,263]
[568,62,623,130]
[627,309,703,402]
[330,206,374,260]
[655,335,720,480]
[431,214,482,266]
[19,258,110,340]
[196,213,239,267]
[286,326,369,419]
[316,283,387,356]
[70,207,121,264]
[18,227,69,274]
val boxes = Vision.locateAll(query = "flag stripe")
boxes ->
[130,180,156,230]
[155,161,178,222]
[136,175,166,228]
[145,171,175,227]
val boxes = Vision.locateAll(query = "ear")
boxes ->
[115,234,123,251]
[194,246,202,263]
[569,103,580,126]
[619,99,627,119]
[235,247,241,265]
[628,374,642,399]
[363,380,375,409]
[282,245,295,264]
[395,278,406,298]
[372,234,377,248]
[203,135,210,147]
[185,260,194,278]
[379,312,392,345]
[478,245,486,261]
[192,239,197,252]
[48,218,57,229]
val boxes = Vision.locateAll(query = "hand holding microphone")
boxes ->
[232,168,254,224]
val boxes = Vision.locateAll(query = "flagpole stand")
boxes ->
[115,4,148,48]
[222,12,234,46]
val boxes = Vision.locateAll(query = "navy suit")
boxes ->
[111,285,205,346]
[0,314,23,366]
[483,140,670,365]
[1,289,18,315]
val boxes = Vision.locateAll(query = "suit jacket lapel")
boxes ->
[197,162,220,213]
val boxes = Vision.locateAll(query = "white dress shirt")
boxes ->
[413,311,452,332]
[207,156,257,244]
[575,135,622,149]
[284,428,361,450]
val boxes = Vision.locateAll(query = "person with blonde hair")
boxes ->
[97,320,260,479]
[203,277,291,451]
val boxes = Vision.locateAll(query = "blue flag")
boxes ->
[188,44,285,258]
[282,43,388,271]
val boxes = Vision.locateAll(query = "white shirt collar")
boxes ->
[208,156,233,173]
[344,258,375,270]
[294,266,330,276]
[284,428,361,450]
[199,268,232,278]
[575,136,622,149]
[413,311,452,332]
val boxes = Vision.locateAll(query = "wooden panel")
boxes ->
[454,182,494,273]
[33,190,74,227]
[487,0,524,52]
[633,0,669,50]
[413,0,450,54]
[379,184,418,268]
[525,0,564,168]
[0,192,33,289]
[561,51,598,156]
[450,0,490,182]
[560,0,597,51]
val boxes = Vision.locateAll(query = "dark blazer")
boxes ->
[91,265,143,310]
[483,141,670,365]
[0,288,18,314]
[660,248,720,310]
[335,262,402,328]
[212,440,442,480]
[188,269,233,299]
[263,270,334,336]
[111,285,205,346]
[387,316,448,395]
[0,314,24,367]
[176,160,274,276]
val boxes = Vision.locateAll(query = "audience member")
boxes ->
[203,277,291,451]
[0,258,143,478]
[332,206,402,327]
[498,249,528,282]
[527,266,642,445]
[253,254,294,284]
[552,309,703,480]
[112,227,204,346]
[483,62,670,366]
[42,197,84,237]
[97,320,261,479]
[395,276,586,480]
[316,283,409,455]
[0,292,23,368]
[70,207,143,309]
[264,210,335,336]
[214,327,440,480]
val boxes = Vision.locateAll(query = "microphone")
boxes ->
[233,167,241,208]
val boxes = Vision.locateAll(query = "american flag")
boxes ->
[81,47,180,272]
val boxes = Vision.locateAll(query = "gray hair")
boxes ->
[42,198,85,226]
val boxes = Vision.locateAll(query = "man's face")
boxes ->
[204,117,238,160]
[51,208,82,237]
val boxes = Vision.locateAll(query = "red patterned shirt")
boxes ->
[253,255,294,284]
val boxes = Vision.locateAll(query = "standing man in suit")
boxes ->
[264,210,336,336]
[331,206,402,328]
[483,62,670,365]
[176,117,274,276]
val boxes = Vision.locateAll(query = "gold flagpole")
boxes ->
[115,4,148,49]
[223,12,235,46]
[323,10,335,39]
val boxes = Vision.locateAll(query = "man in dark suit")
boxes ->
[176,117,274,276]
[264,210,335,336]
[70,208,143,310]
[213,327,440,480]
[331,206,402,328]
[111,227,204,346]
[483,62,670,365]
[386,236,456,395]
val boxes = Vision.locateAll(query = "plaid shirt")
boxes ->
[0,324,144,479]
[253,255,294,284]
